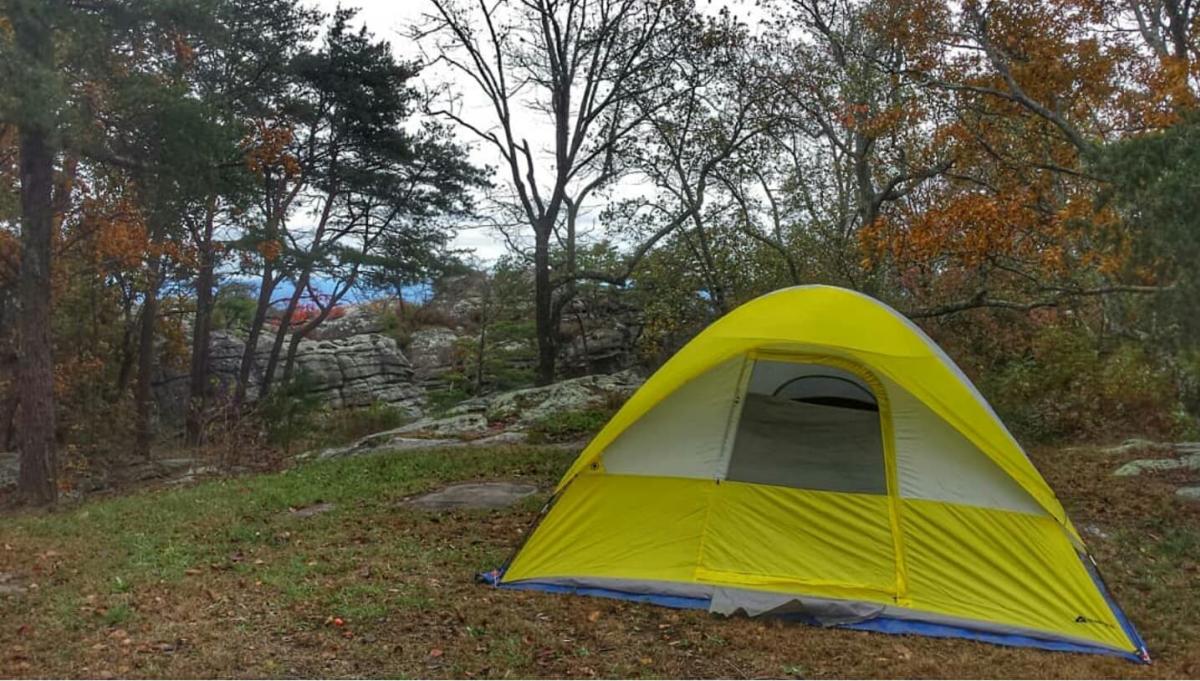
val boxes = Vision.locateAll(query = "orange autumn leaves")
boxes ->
[245,122,301,179]
[76,192,196,276]
[862,189,1128,278]
[857,0,1196,294]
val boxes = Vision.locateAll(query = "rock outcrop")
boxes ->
[153,329,425,422]
[560,323,640,376]
[306,305,386,340]
[407,326,463,390]
[151,269,648,428]
[462,369,643,425]
[421,271,489,324]
[302,369,644,461]
[1109,440,1200,502]
[1177,487,1200,502]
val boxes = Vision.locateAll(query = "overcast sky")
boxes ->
[307,0,760,265]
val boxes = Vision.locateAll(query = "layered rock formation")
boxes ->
[153,329,424,422]
[151,271,646,425]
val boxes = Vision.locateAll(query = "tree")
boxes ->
[182,0,318,445]
[0,0,304,478]
[858,0,1187,318]
[254,10,484,400]
[3,0,59,504]
[1093,112,1200,336]
[616,12,779,314]
[420,0,687,384]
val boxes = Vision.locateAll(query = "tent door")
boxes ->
[695,355,899,600]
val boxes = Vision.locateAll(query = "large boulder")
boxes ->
[421,272,490,327]
[291,334,424,411]
[560,323,639,376]
[480,369,643,426]
[298,369,643,461]
[555,294,642,376]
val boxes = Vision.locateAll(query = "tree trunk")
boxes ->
[115,294,137,394]
[1,391,16,452]
[186,203,217,445]
[533,226,556,386]
[473,279,490,394]
[281,267,359,385]
[133,260,161,460]
[264,191,336,396]
[15,117,57,506]
[261,269,309,397]
[280,318,311,385]
[234,264,275,407]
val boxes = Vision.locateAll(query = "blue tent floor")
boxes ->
[478,569,1149,664]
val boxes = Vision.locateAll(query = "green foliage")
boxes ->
[456,321,536,393]
[978,324,1184,442]
[1092,113,1200,338]
[417,263,538,401]
[256,371,323,452]
[624,242,722,366]
[211,283,259,331]
[101,603,132,627]
[526,408,612,444]
[424,385,472,416]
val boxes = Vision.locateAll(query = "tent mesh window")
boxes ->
[725,360,887,494]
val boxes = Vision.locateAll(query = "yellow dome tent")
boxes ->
[482,286,1148,662]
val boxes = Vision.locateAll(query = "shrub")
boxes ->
[313,402,410,448]
[425,385,471,416]
[527,408,611,444]
[256,371,323,453]
[979,324,1183,442]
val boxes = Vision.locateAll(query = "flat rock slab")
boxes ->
[289,502,336,518]
[1113,452,1200,476]
[0,572,26,596]
[404,482,538,511]
[1177,487,1200,502]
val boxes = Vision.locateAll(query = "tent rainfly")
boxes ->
[480,285,1148,662]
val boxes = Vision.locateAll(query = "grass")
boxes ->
[0,441,1198,678]
[526,408,614,444]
